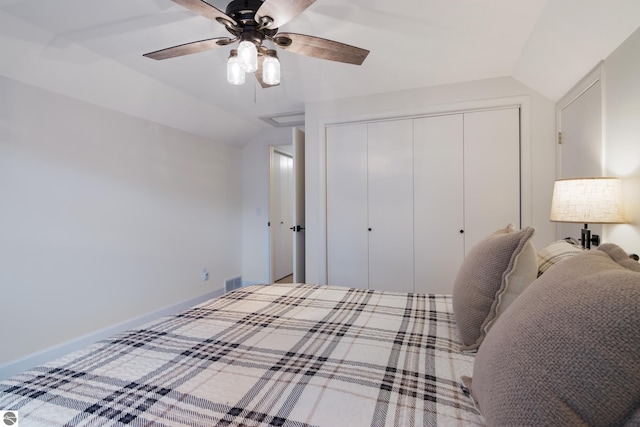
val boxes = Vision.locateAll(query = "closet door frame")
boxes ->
[322,96,532,286]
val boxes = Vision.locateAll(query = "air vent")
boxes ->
[259,111,304,127]
[224,276,242,293]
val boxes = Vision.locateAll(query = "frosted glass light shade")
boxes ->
[262,52,280,85]
[227,50,245,85]
[550,177,626,223]
[238,40,258,73]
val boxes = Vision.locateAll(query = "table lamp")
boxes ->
[550,177,626,249]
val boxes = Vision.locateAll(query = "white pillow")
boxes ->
[537,239,584,276]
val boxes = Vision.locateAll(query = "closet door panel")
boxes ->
[326,124,369,287]
[414,114,464,294]
[463,108,520,252]
[367,120,414,292]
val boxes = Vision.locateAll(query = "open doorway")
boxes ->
[269,129,305,283]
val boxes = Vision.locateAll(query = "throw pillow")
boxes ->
[452,224,536,351]
[537,239,584,276]
[468,243,640,426]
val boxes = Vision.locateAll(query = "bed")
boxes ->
[3,227,639,426]
[0,283,482,426]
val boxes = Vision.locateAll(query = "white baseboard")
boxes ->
[0,289,224,381]
[241,280,262,287]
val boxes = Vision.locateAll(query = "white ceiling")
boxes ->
[1,0,640,147]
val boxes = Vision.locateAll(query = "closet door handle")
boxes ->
[459,229,464,234]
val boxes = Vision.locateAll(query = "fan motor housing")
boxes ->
[223,0,277,43]
[225,0,263,25]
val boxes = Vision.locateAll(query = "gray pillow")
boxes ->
[452,224,537,351]
[467,243,640,426]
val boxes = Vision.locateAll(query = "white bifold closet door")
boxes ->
[326,124,369,287]
[326,107,520,293]
[413,114,464,294]
[326,120,414,292]
[414,109,520,293]
[367,120,414,292]
[463,109,521,253]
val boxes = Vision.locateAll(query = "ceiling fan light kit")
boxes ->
[227,49,246,85]
[262,49,281,85]
[238,37,258,73]
[144,0,369,88]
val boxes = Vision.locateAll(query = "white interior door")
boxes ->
[326,124,369,287]
[292,128,305,283]
[367,120,414,292]
[558,80,603,241]
[414,114,464,294]
[463,108,521,252]
[272,150,293,281]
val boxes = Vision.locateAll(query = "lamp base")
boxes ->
[580,224,600,249]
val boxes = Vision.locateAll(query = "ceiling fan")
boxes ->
[144,0,370,87]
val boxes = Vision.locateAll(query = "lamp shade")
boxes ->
[550,177,626,224]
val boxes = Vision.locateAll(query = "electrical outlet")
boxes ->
[201,268,209,281]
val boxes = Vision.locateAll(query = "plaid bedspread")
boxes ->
[0,283,482,426]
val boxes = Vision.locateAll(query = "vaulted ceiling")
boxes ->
[1,0,639,147]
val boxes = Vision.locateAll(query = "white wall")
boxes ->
[603,26,640,255]
[0,76,242,367]
[0,9,261,147]
[241,127,293,285]
[305,76,558,285]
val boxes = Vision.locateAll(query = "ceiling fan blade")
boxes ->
[144,37,232,60]
[171,0,237,26]
[274,33,369,65]
[255,55,280,88]
[256,0,316,29]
